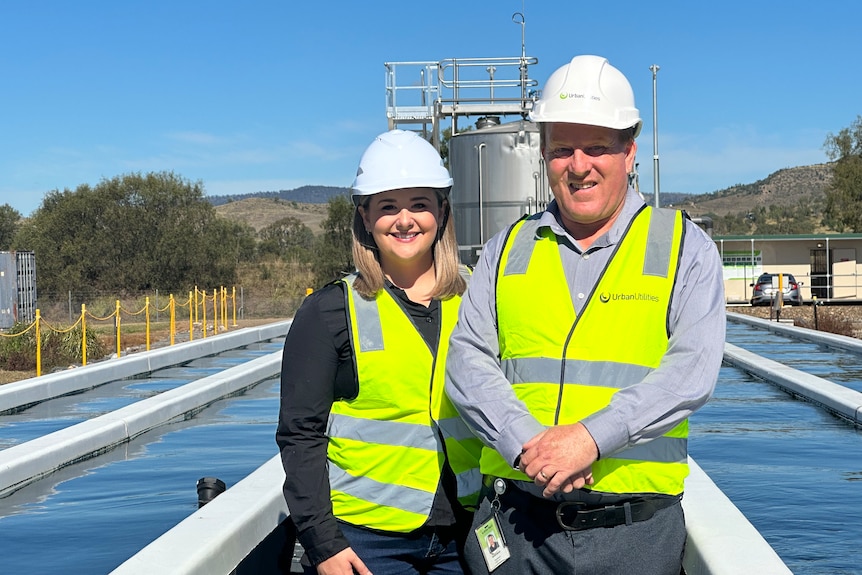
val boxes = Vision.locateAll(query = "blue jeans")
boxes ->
[304,521,468,575]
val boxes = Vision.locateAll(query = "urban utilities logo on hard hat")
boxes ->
[559,92,600,102]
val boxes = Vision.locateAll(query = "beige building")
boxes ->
[715,234,862,304]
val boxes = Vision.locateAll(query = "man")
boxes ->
[445,55,725,574]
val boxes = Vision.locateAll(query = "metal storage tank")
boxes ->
[449,119,549,265]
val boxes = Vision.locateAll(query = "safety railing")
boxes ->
[0,286,239,377]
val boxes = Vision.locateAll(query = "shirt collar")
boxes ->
[539,187,646,249]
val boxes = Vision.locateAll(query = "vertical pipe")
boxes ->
[232,286,237,327]
[512,11,526,105]
[477,143,486,245]
[650,65,661,208]
[751,239,756,302]
[826,237,831,299]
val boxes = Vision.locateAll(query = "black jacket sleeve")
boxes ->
[276,283,355,565]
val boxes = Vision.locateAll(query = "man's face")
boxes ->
[542,122,636,234]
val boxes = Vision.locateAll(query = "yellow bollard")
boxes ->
[212,289,217,333]
[35,309,42,377]
[145,296,151,351]
[202,291,207,339]
[81,304,87,366]
[169,294,176,346]
[189,291,194,342]
[116,299,122,358]
[225,286,229,328]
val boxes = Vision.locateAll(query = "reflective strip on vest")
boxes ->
[643,208,677,277]
[501,357,652,388]
[329,413,439,451]
[329,466,433,515]
[487,207,689,495]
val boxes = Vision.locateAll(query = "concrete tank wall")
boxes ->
[449,120,548,265]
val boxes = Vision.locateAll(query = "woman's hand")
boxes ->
[316,546,373,575]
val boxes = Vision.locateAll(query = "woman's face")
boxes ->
[358,187,444,271]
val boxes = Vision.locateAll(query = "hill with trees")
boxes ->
[657,163,834,235]
[658,163,833,218]
[207,185,350,207]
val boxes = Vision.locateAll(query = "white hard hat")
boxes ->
[351,129,453,202]
[529,55,642,138]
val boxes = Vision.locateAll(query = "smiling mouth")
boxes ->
[393,232,419,240]
[570,182,596,190]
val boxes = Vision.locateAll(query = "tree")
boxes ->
[312,194,354,286]
[823,115,862,232]
[11,171,256,294]
[0,204,22,250]
[258,216,314,261]
[712,212,755,236]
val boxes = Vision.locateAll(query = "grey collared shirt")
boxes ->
[445,188,726,468]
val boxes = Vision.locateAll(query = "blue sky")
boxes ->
[1,1,859,218]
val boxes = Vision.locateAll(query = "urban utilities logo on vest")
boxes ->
[599,291,660,304]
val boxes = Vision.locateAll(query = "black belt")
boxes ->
[553,496,679,531]
[488,478,681,532]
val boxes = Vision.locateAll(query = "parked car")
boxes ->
[750,273,804,306]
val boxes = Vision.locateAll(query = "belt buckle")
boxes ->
[555,501,589,531]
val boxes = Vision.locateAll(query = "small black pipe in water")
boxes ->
[197,476,226,508]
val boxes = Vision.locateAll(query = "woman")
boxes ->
[276,129,481,575]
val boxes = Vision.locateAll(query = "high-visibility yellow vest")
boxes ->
[328,270,482,532]
[484,206,688,495]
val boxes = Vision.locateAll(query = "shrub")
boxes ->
[0,322,107,372]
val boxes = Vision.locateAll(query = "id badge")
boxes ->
[474,513,510,571]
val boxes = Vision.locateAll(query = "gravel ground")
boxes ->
[728,303,862,338]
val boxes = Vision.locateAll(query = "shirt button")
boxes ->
[577,293,585,299]
[583,253,590,260]
[426,317,432,323]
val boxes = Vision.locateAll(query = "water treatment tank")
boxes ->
[449,119,549,265]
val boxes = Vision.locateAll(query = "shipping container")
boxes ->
[0,251,37,329]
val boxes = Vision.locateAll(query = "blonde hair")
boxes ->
[351,190,466,300]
